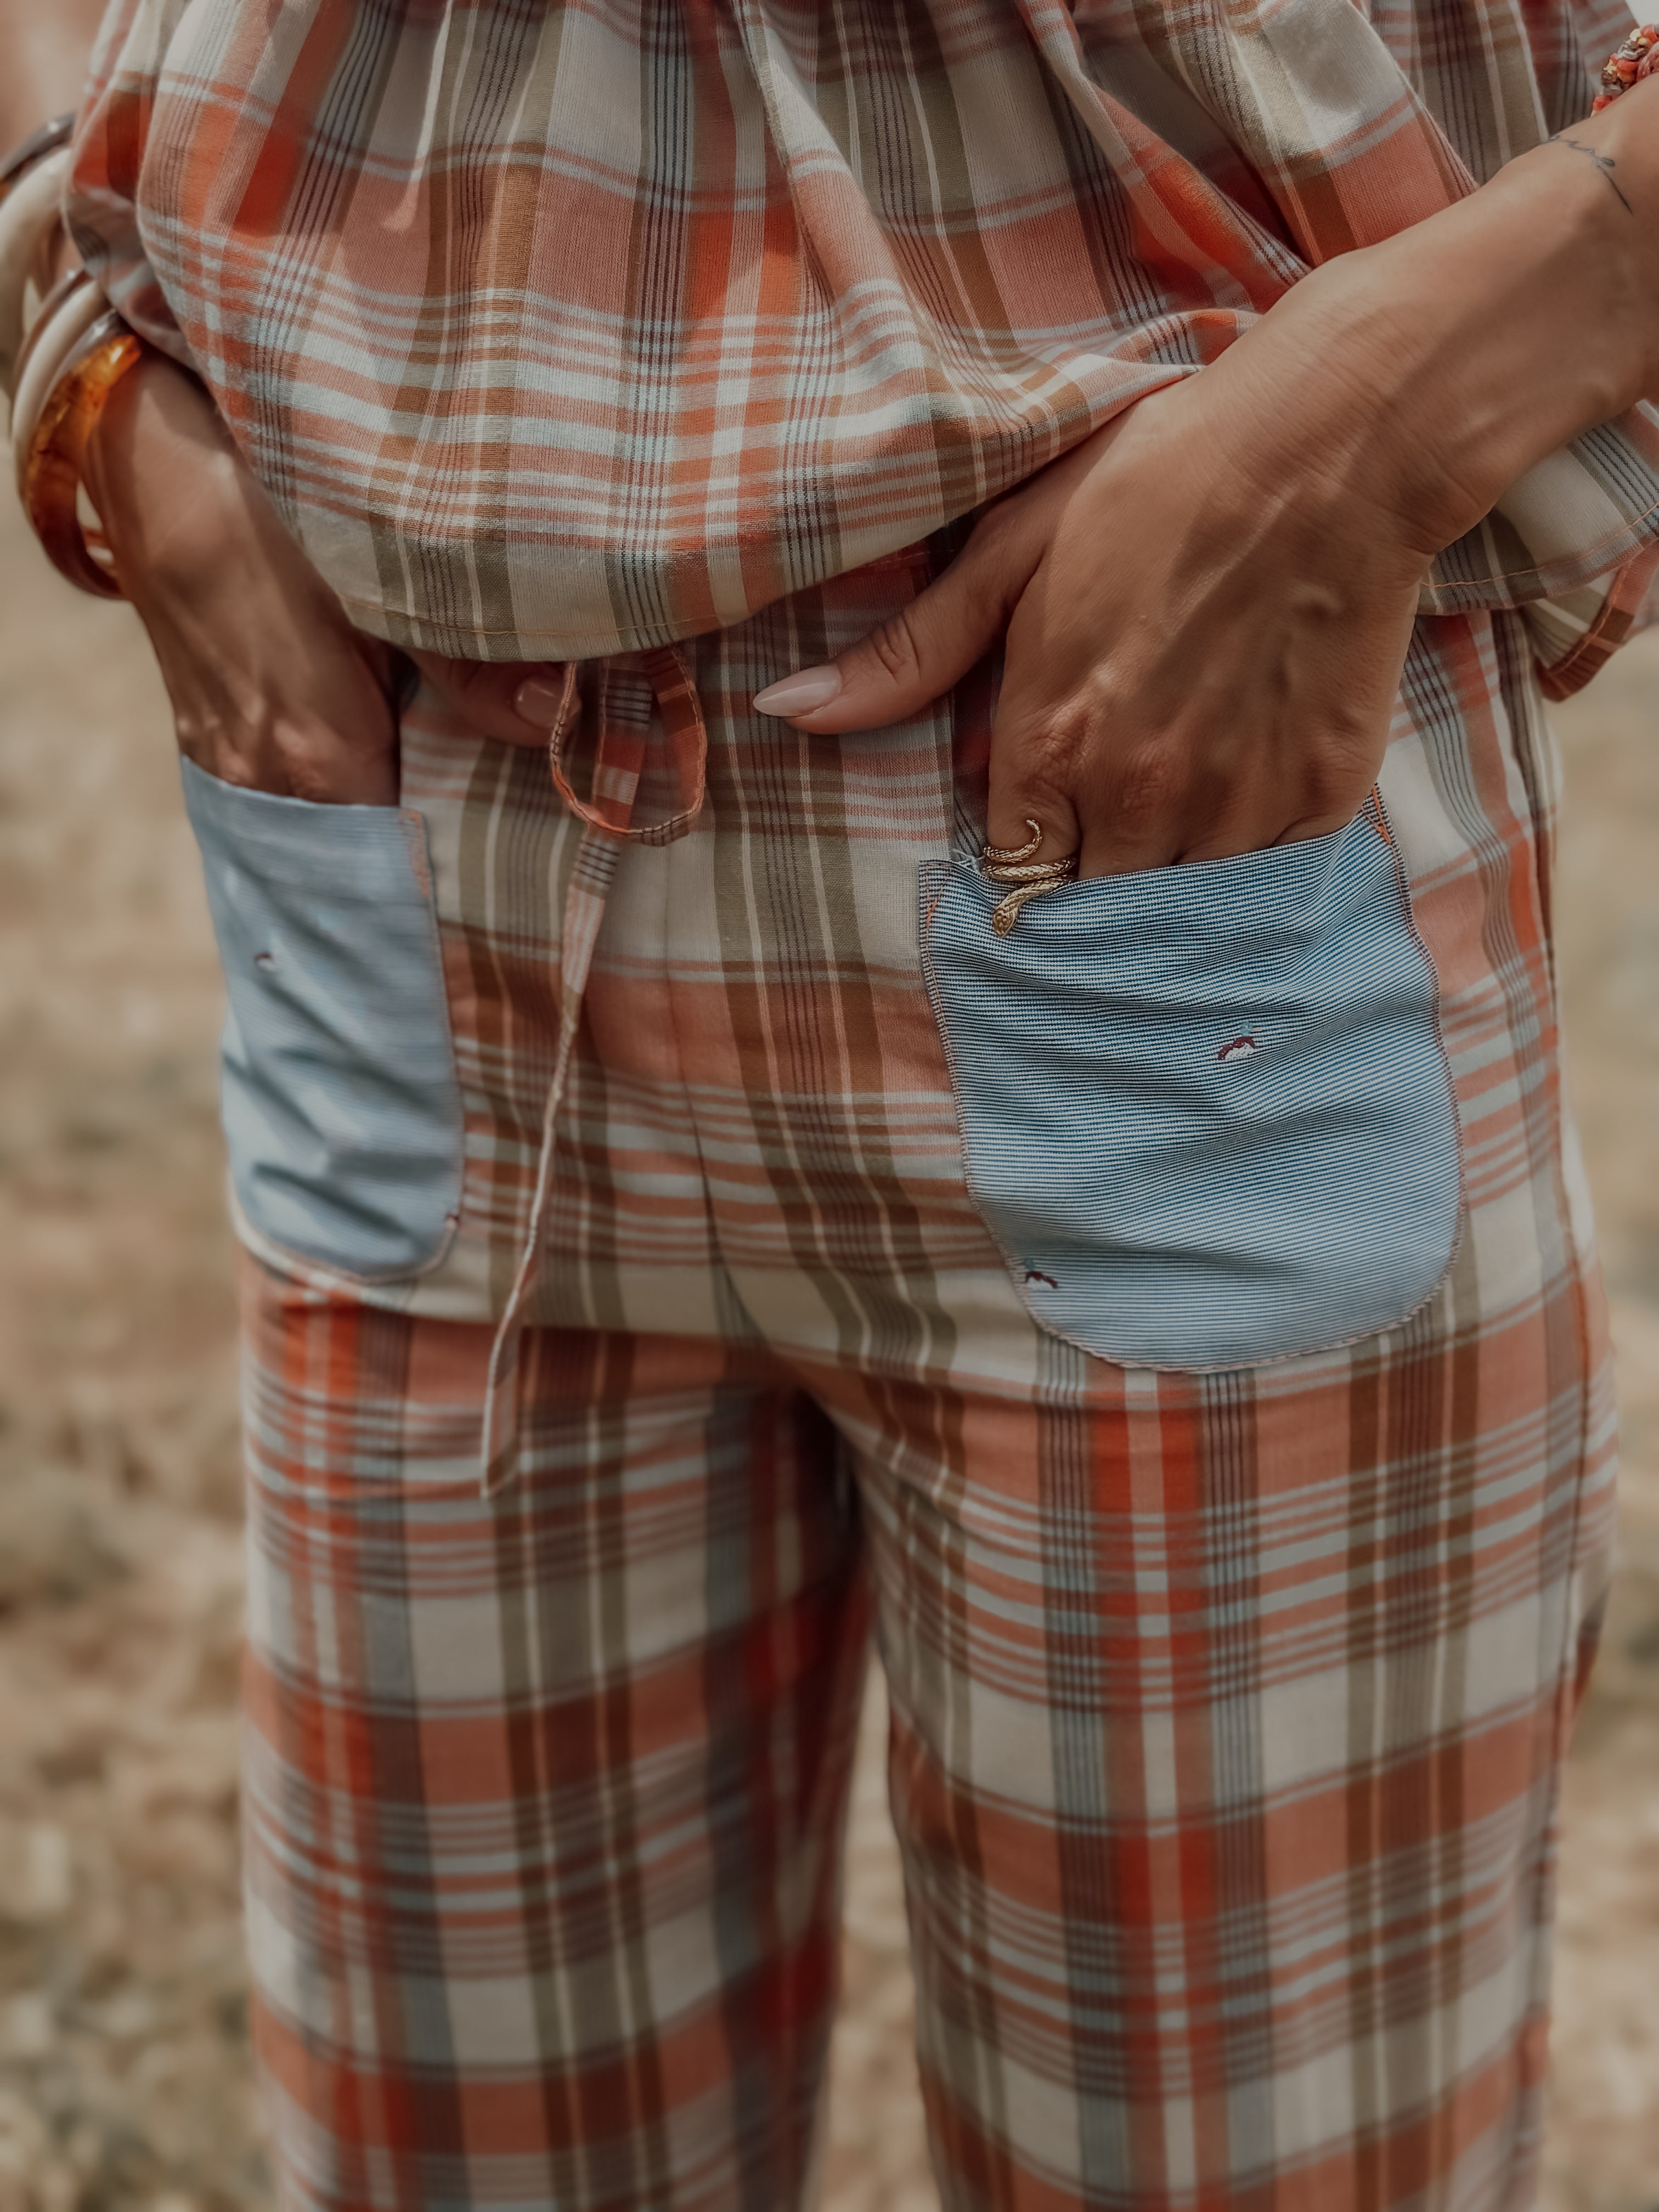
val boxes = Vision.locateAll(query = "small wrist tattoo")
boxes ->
[1556,134,1633,213]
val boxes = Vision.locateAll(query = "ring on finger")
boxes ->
[979,818,1079,934]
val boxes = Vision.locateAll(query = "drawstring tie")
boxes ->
[480,646,707,1495]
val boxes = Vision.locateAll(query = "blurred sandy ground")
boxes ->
[0,17,1656,2209]
[0,5,107,156]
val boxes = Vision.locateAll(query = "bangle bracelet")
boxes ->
[1595,22,1659,108]
[1,112,148,602]
[10,267,107,455]
[1,114,74,194]
[19,309,145,599]
[0,117,74,397]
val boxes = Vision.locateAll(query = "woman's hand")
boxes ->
[753,315,1433,877]
[83,354,573,802]
[753,103,1659,879]
[84,353,405,803]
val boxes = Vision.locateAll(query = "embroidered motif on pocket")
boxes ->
[918,804,1462,1370]
[180,758,465,1280]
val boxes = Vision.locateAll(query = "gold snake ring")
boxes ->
[979,819,1079,935]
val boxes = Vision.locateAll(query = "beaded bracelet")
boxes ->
[1595,22,1659,108]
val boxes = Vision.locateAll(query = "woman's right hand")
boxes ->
[82,352,405,804]
[83,352,588,799]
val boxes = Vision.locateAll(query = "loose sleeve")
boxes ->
[1067,0,1659,700]
[64,0,195,365]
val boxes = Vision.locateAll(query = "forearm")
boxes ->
[1197,82,1659,563]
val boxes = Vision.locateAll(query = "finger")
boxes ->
[983,701,1086,870]
[253,702,401,806]
[1167,763,1377,866]
[1072,757,1289,880]
[751,509,1042,732]
[1076,778,1349,879]
[1178,807,1353,863]
[408,652,568,748]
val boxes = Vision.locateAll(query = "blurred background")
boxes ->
[0,10,1656,2210]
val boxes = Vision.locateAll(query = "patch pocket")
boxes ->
[180,757,465,1280]
[919,803,1462,1369]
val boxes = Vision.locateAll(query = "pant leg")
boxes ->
[647,559,1610,2209]
[802,1326,1611,2212]
[238,1261,871,2211]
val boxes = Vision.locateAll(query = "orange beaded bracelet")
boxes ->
[1595,21,1659,108]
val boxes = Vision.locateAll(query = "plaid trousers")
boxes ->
[235,552,1614,2211]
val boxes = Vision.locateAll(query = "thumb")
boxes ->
[752,507,1040,732]
[407,651,570,749]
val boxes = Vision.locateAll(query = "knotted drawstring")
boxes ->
[480,646,707,1495]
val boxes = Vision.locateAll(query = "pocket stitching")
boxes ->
[918,806,1466,1372]
[249,806,466,1286]
[185,765,468,1286]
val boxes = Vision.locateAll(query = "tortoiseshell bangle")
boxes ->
[1,114,74,195]
[18,309,147,600]
[1595,22,1659,109]
[2,114,144,599]
[0,115,75,397]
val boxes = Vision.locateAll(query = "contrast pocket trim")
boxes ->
[182,759,466,1284]
[918,802,1464,1372]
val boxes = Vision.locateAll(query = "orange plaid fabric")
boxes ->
[54,8,1636,2200]
[230,551,1613,2208]
[67,0,1659,680]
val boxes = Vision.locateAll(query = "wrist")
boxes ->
[82,352,241,590]
[1246,117,1656,556]
[81,349,184,531]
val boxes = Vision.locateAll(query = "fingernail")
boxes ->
[514,673,567,729]
[753,664,842,717]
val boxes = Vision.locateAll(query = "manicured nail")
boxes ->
[514,673,567,728]
[753,664,842,717]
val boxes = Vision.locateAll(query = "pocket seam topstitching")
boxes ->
[250,805,466,1288]
[918,805,1467,1373]
[185,766,468,1288]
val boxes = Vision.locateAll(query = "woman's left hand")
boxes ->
[751,303,1437,879]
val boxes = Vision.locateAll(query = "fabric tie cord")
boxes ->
[480,647,708,1496]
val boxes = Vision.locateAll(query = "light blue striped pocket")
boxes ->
[919,803,1462,1369]
[181,758,465,1280]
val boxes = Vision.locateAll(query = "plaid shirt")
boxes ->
[66,0,1659,679]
